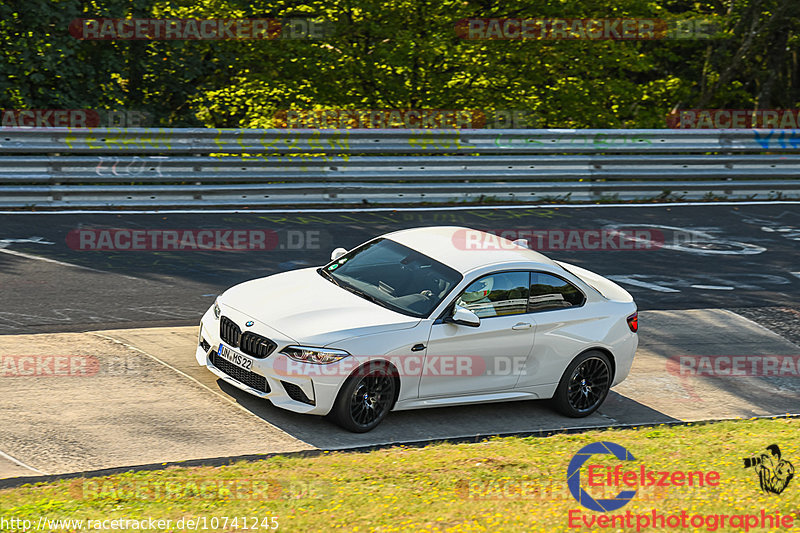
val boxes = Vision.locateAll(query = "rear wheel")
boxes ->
[329,364,396,432]
[552,351,612,417]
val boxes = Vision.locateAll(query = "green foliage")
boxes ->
[0,0,797,128]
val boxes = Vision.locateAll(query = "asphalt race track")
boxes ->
[1,202,799,482]
[1,202,799,334]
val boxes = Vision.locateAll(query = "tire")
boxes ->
[552,351,612,418]
[329,363,396,432]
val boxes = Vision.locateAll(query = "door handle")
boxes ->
[511,322,532,330]
[411,343,426,352]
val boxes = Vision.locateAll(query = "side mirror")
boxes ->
[446,305,481,327]
[330,247,347,261]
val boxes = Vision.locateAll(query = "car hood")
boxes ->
[219,267,420,347]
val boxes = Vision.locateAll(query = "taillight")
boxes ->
[627,312,638,333]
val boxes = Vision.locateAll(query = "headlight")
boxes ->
[280,346,351,365]
[213,300,221,319]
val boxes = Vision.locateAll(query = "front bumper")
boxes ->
[196,305,351,416]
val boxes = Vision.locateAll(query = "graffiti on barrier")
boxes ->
[752,130,800,149]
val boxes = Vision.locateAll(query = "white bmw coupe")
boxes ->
[197,226,638,432]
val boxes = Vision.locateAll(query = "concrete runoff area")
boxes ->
[612,309,800,420]
[0,332,313,478]
[0,455,42,478]
[1,309,798,480]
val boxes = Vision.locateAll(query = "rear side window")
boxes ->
[528,272,585,312]
[455,271,529,318]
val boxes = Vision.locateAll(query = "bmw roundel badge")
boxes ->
[245,320,254,327]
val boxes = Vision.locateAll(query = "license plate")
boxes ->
[217,343,253,371]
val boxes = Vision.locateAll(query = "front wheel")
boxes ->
[329,364,396,432]
[552,351,612,417]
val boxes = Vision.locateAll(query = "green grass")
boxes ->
[2,418,799,532]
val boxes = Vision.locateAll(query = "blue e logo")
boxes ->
[567,441,637,512]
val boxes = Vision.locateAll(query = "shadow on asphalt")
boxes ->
[216,380,679,450]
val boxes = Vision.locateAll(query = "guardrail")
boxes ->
[0,128,798,207]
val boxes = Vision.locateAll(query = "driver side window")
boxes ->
[454,271,529,318]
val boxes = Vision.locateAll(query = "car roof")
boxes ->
[384,226,559,273]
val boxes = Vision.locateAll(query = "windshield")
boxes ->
[319,238,462,318]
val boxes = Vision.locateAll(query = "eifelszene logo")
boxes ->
[567,441,720,512]
[567,441,638,512]
[566,441,795,531]
[743,444,794,495]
